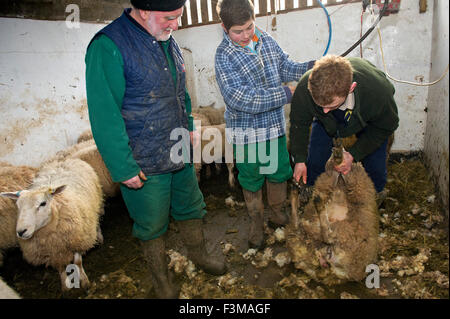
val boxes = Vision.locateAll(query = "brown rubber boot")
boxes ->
[177,219,227,275]
[242,188,265,249]
[141,237,179,299]
[266,180,289,228]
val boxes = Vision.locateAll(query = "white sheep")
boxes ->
[77,129,93,144]
[0,163,38,266]
[191,106,225,126]
[0,158,104,291]
[52,139,120,198]
[0,277,21,299]
[194,123,235,188]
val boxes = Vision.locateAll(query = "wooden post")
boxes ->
[298,0,308,9]
[181,2,189,27]
[211,0,220,22]
[190,0,199,25]
[200,0,209,23]
[259,0,268,16]
[285,0,294,10]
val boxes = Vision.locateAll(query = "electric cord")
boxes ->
[341,0,389,57]
[360,8,364,58]
[316,0,332,56]
[376,25,449,86]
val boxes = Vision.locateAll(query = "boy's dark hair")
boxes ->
[216,0,255,31]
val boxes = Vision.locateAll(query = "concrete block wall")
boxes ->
[424,0,449,214]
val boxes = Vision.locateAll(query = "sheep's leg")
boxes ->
[205,164,212,179]
[74,252,90,289]
[59,265,70,292]
[331,171,341,187]
[215,163,222,175]
[226,163,235,188]
[96,224,104,245]
[313,195,332,244]
[319,209,334,244]
[290,182,299,229]
[99,204,105,216]
[194,163,202,182]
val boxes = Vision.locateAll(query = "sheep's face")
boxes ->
[321,246,350,279]
[15,186,66,240]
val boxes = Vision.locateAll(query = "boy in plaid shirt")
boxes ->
[215,0,314,248]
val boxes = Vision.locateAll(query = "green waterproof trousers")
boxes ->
[234,135,293,192]
[120,163,206,241]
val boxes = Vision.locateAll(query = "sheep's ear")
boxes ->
[0,191,22,200]
[50,185,66,196]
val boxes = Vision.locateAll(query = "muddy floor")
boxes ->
[1,153,448,299]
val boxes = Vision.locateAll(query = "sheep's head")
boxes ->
[318,245,350,279]
[1,185,66,239]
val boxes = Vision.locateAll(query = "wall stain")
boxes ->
[0,97,88,158]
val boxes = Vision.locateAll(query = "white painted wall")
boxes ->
[0,1,442,168]
[0,18,104,166]
[424,0,449,214]
[175,1,435,152]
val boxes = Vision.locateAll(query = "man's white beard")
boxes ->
[155,29,172,41]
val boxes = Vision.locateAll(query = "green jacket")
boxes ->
[289,57,399,163]
[85,34,194,183]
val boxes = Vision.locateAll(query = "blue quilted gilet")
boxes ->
[93,9,189,175]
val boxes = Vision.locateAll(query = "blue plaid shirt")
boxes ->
[215,27,313,144]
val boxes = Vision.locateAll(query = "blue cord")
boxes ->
[316,0,332,56]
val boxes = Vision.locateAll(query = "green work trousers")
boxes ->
[120,163,206,241]
[234,135,292,192]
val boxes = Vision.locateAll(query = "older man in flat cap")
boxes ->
[85,0,226,298]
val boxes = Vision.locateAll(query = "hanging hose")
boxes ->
[316,0,332,56]
[341,0,389,57]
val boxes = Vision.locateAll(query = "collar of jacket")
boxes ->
[313,85,367,128]
[222,25,264,55]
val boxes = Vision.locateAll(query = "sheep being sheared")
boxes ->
[0,158,104,291]
[0,163,38,266]
[287,138,379,284]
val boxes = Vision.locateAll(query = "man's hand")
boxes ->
[288,85,296,95]
[335,151,353,175]
[293,162,307,184]
[122,170,147,189]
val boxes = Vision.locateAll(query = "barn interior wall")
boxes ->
[0,2,445,194]
[424,0,449,215]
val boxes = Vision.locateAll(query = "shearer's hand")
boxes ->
[122,170,147,189]
[293,162,307,185]
[288,85,296,95]
[335,151,353,175]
